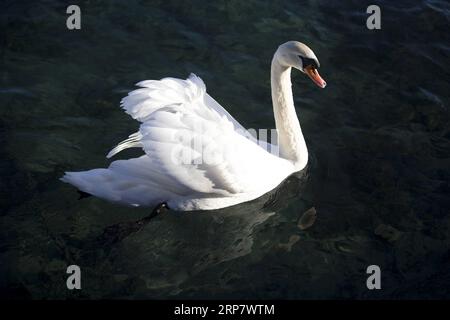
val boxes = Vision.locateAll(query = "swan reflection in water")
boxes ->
[94,169,312,296]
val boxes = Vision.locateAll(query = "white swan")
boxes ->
[61,41,326,211]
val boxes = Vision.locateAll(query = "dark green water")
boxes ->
[1,0,449,299]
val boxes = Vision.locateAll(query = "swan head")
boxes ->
[275,41,326,88]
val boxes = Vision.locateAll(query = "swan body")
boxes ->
[61,41,326,211]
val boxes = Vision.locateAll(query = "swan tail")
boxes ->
[60,156,184,207]
[60,169,161,207]
[61,169,124,203]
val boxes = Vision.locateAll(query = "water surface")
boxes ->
[0,0,449,299]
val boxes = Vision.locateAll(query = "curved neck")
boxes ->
[271,58,308,170]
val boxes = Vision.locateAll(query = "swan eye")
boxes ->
[299,56,319,69]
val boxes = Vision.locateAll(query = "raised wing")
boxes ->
[107,74,289,196]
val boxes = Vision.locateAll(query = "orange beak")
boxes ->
[304,65,326,88]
